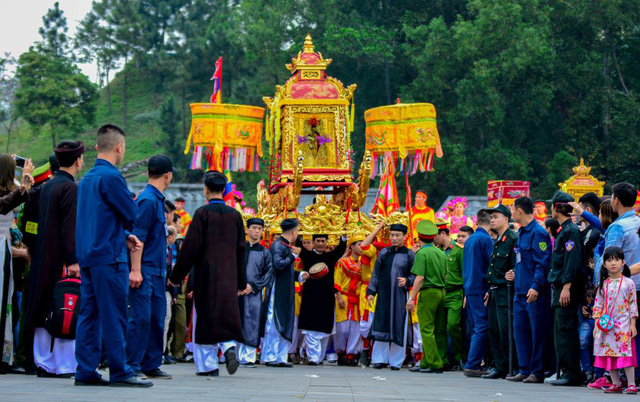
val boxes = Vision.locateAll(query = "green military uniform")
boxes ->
[443,243,465,365]
[547,192,583,384]
[487,204,518,376]
[411,221,447,370]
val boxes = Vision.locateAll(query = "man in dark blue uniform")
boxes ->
[506,197,551,384]
[126,155,174,380]
[74,124,151,387]
[462,209,493,377]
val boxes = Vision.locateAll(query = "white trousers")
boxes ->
[335,320,362,355]
[33,327,77,375]
[163,291,172,353]
[412,322,422,353]
[288,316,301,354]
[371,341,405,368]
[191,306,234,373]
[359,312,374,337]
[235,342,256,364]
[262,288,290,364]
[303,331,330,364]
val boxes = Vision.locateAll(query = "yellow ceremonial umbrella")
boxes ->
[364,102,443,176]
[184,103,265,171]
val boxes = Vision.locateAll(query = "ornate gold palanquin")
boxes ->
[559,158,605,199]
[263,35,359,194]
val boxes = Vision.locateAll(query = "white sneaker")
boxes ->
[544,373,557,384]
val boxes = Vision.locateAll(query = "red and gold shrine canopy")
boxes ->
[365,102,443,177]
[263,34,357,192]
[488,180,530,207]
[559,158,605,199]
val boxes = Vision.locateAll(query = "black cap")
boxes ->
[247,218,265,228]
[389,224,408,234]
[547,190,574,204]
[280,218,299,231]
[148,154,176,176]
[487,204,512,219]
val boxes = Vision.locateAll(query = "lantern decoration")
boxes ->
[488,180,530,207]
[558,158,605,200]
[185,103,265,171]
[364,102,443,177]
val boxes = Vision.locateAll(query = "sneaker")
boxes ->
[604,384,623,393]
[588,376,612,390]
[544,373,557,384]
[626,385,638,394]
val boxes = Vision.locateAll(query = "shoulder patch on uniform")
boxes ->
[565,241,574,252]
[539,242,547,251]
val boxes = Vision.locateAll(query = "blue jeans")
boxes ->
[578,313,594,373]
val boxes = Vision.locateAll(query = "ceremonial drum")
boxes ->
[309,263,329,280]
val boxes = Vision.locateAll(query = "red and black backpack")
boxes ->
[45,277,81,340]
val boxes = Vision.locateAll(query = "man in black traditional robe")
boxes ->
[366,224,415,370]
[168,170,249,377]
[237,217,273,368]
[24,141,85,377]
[263,218,306,367]
[297,234,347,365]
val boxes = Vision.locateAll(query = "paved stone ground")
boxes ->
[0,363,616,401]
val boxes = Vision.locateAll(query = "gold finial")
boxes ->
[303,34,314,53]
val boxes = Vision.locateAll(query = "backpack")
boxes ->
[45,277,81,340]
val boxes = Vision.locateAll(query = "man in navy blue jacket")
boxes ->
[126,155,174,380]
[462,209,493,377]
[506,197,551,384]
[74,124,152,388]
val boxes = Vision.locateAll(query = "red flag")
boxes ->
[210,57,222,103]
[371,173,400,217]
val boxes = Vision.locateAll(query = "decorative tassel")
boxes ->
[349,100,355,133]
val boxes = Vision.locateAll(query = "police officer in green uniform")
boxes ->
[434,219,471,369]
[407,220,447,373]
[483,204,518,379]
[547,191,583,386]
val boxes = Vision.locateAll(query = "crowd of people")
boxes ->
[0,123,640,394]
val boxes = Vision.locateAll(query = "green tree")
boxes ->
[0,53,19,151]
[14,50,98,147]
[38,2,71,59]
[158,94,182,163]
[75,8,120,113]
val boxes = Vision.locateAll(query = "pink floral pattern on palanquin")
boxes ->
[593,277,638,357]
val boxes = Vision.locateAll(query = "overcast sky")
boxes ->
[1,0,103,82]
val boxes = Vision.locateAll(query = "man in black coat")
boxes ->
[297,234,347,365]
[263,219,306,368]
[25,141,84,377]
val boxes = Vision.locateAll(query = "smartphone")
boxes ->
[14,155,26,168]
